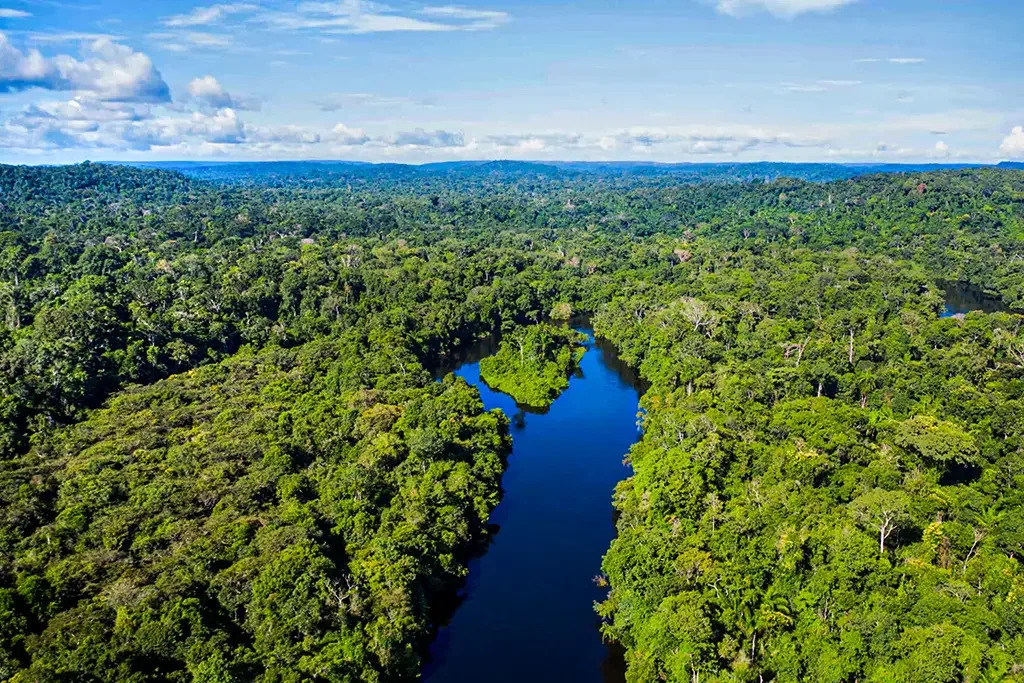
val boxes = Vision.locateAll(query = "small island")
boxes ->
[479,324,588,408]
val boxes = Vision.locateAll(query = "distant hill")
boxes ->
[105,159,1008,187]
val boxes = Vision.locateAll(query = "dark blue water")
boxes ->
[941,281,1007,317]
[424,329,643,683]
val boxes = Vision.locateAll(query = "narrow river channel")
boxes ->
[423,328,645,683]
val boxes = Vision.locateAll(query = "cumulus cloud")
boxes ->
[23,98,147,123]
[162,3,257,27]
[0,33,58,91]
[714,0,858,18]
[115,109,249,149]
[1,99,154,152]
[187,75,259,111]
[1001,126,1024,158]
[190,107,246,143]
[329,122,370,145]
[486,132,584,149]
[0,93,257,153]
[0,32,170,102]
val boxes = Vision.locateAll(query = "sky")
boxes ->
[0,0,1022,164]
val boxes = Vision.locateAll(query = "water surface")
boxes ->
[941,281,1007,317]
[424,329,643,683]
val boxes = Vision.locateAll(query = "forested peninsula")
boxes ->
[1,161,1023,682]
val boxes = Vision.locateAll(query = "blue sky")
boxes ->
[0,0,1022,163]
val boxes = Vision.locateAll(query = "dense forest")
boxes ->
[1,160,1023,681]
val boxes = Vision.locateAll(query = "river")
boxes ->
[424,328,644,683]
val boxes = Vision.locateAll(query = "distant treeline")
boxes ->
[108,158,1014,187]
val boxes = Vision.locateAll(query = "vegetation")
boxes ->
[478,324,586,408]
[0,337,510,682]
[593,256,1024,682]
[0,161,1022,681]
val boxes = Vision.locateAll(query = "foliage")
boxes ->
[478,325,586,408]
[593,255,1024,682]
[1,161,1024,681]
[0,334,510,681]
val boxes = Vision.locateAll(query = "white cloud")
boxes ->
[487,132,584,150]
[162,3,257,27]
[189,107,246,143]
[387,128,464,147]
[420,6,510,30]
[0,33,57,91]
[613,125,829,154]
[313,92,434,111]
[187,75,259,111]
[182,31,233,47]
[148,31,235,51]
[57,39,171,103]
[855,57,926,64]
[779,82,827,93]
[261,0,510,33]
[0,76,1002,163]
[329,122,370,145]
[0,8,31,18]
[0,32,170,102]
[1001,126,1024,158]
[779,79,861,93]
[24,98,147,123]
[714,0,858,18]
[22,32,122,44]
[248,124,321,145]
